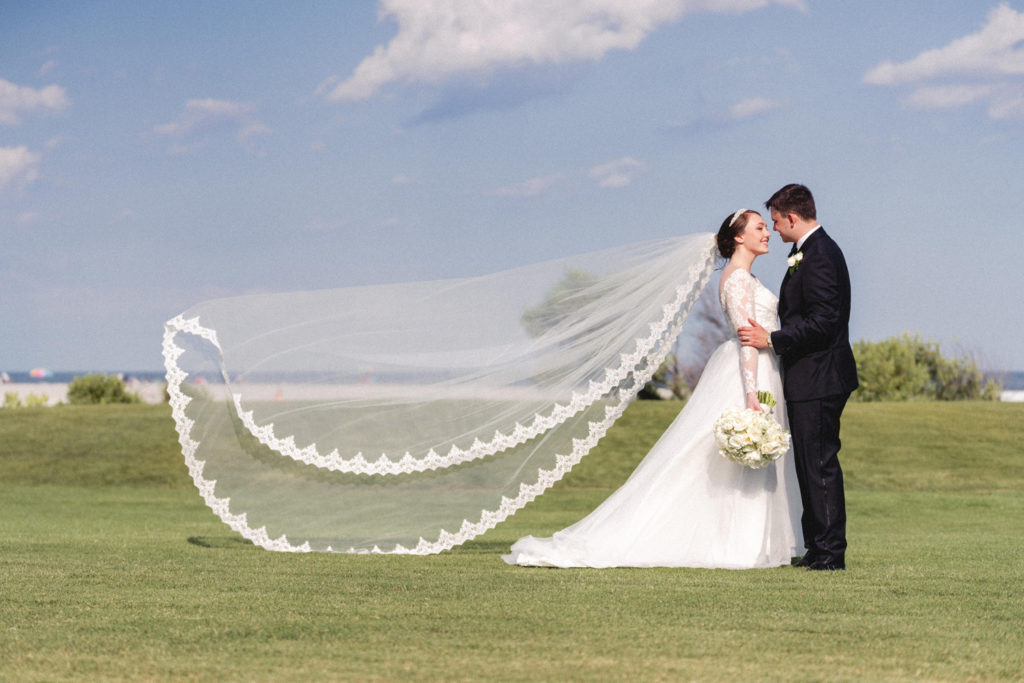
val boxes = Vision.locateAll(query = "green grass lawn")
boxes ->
[1,402,1022,680]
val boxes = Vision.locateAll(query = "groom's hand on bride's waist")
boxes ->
[738,319,771,349]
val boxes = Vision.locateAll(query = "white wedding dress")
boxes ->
[503,269,803,569]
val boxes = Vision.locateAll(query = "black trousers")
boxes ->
[786,393,849,563]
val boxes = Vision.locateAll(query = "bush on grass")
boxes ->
[852,333,1001,401]
[66,373,141,405]
[3,392,50,408]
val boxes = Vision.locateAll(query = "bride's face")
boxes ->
[736,215,770,256]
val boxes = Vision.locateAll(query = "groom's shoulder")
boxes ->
[810,228,845,255]
[802,230,851,277]
[814,229,853,278]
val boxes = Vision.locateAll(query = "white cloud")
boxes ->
[0,146,41,190]
[237,121,272,155]
[728,96,781,120]
[588,156,643,188]
[488,172,565,197]
[864,3,1024,120]
[238,120,271,142]
[321,0,804,102]
[988,85,1024,119]
[154,98,255,137]
[904,84,993,109]
[0,78,69,126]
[487,157,645,196]
[864,4,1024,85]
[154,99,270,152]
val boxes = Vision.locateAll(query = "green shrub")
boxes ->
[2,392,50,409]
[852,333,1001,401]
[24,393,49,407]
[66,374,141,405]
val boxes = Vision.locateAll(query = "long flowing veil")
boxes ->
[162,232,717,553]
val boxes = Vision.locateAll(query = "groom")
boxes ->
[739,184,858,571]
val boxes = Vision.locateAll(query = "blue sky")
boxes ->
[2,0,1023,372]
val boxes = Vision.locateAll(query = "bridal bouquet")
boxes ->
[713,391,790,469]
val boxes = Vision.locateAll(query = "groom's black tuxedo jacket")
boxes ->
[770,228,858,402]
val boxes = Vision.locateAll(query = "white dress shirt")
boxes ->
[796,224,822,251]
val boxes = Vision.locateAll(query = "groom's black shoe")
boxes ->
[806,558,845,571]
[791,553,817,567]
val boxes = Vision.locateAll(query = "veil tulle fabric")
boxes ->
[162,233,718,553]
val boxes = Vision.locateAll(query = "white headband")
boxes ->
[728,209,749,227]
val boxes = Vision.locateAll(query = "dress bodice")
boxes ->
[718,269,778,333]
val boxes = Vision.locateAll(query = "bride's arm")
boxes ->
[721,271,761,411]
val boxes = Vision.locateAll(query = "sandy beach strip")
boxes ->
[1,381,167,406]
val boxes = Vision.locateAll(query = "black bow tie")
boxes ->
[788,244,799,257]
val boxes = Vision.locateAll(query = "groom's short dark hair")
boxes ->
[765,184,816,220]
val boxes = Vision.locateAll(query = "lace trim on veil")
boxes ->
[162,237,716,553]
[214,273,701,475]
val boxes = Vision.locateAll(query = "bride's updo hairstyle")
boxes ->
[716,209,758,259]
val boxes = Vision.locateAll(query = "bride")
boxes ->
[503,209,803,569]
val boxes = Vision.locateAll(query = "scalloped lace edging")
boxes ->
[161,243,715,553]
[218,253,713,475]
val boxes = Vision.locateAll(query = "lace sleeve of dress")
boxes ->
[721,270,759,398]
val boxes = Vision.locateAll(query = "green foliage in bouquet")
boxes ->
[66,373,141,405]
[852,333,1001,402]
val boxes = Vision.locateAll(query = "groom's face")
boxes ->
[770,209,795,243]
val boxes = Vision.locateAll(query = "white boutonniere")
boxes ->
[787,251,804,274]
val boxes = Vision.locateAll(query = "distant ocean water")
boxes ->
[999,371,1024,391]
[2,371,166,384]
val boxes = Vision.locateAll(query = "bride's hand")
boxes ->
[746,393,763,412]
